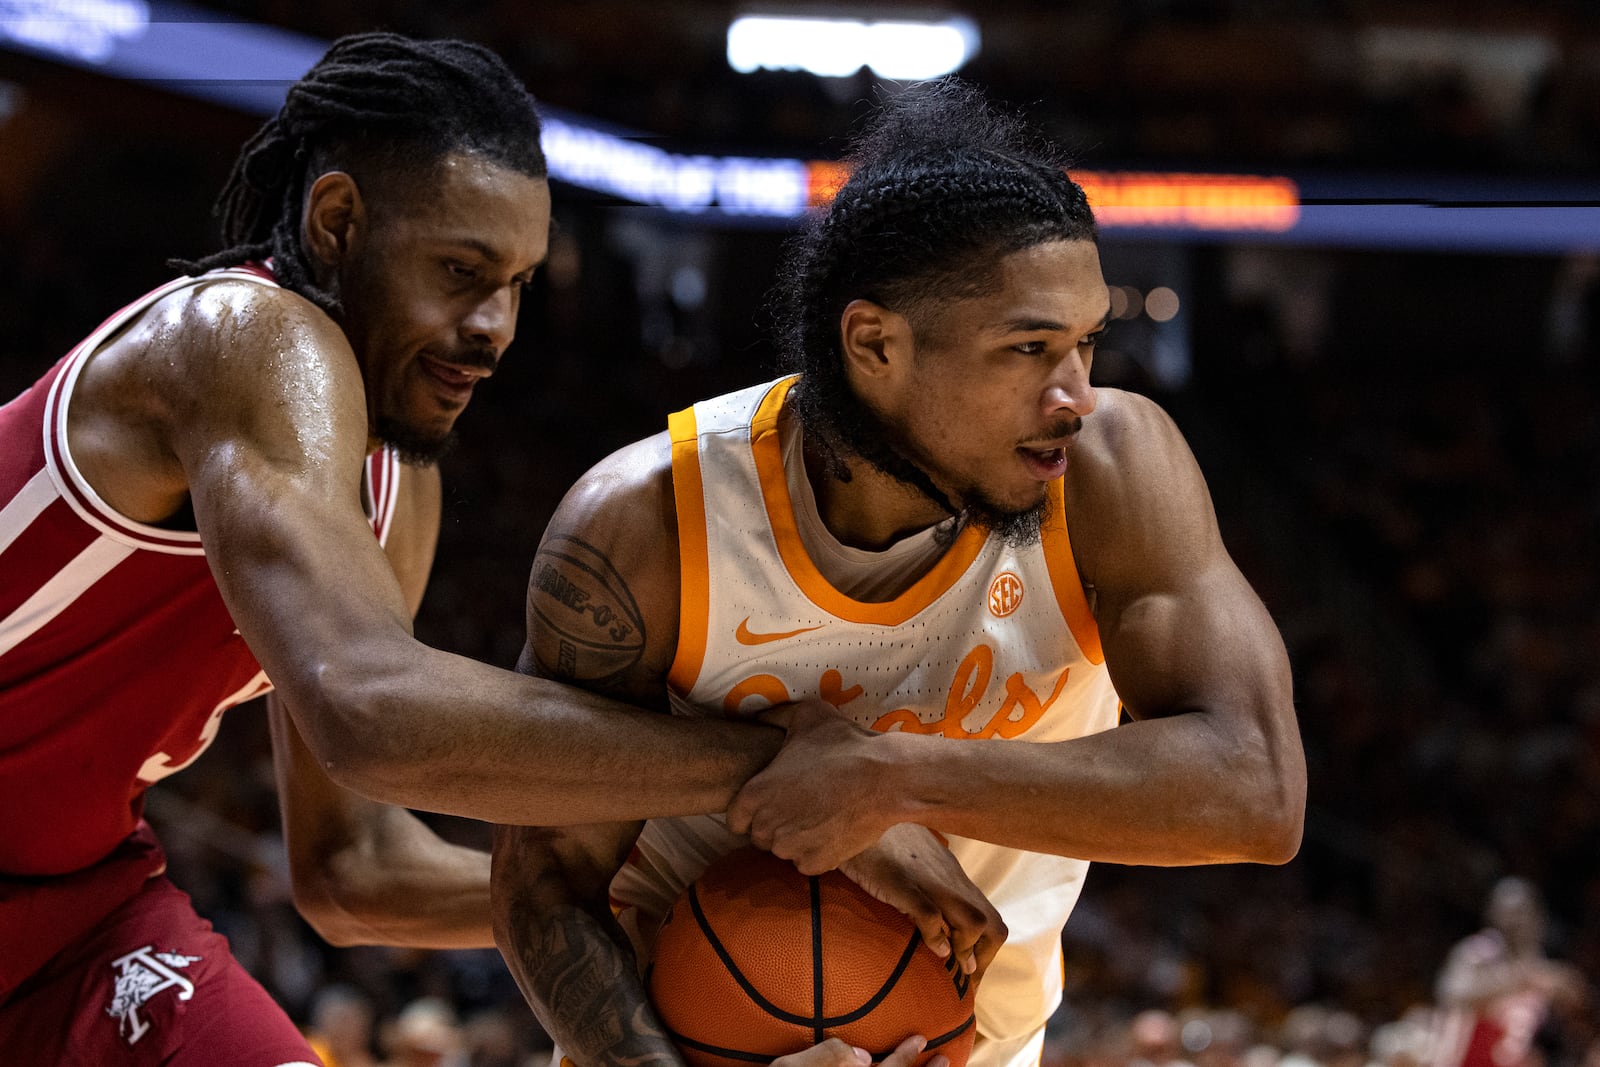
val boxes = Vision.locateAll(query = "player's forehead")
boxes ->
[954,239,1110,335]
[378,151,551,264]
[995,239,1105,299]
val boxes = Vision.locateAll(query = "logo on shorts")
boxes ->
[106,945,202,1045]
[988,572,1024,618]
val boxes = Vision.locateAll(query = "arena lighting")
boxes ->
[541,114,844,216]
[0,0,148,63]
[0,0,322,111]
[3,1,1595,248]
[1074,172,1301,232]
[726,14,979,80]
[1144,286,1181,322]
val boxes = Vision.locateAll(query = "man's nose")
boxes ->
[462,286,516,352]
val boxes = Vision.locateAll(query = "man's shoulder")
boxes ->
[553,432,676,544]
[535,430,682,684]
[156,275,344,362]
[1062,388,1214,588]
[1067,388,1192,505]
[116,275,364,432]
[1075,388,1178,464]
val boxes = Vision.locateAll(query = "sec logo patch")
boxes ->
[988,572,1024,617]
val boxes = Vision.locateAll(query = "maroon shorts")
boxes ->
[0,872,323,1066]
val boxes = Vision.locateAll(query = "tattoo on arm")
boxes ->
[527,535,648,690]
[509,901,681,1067]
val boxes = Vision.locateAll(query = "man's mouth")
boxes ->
[418,354,492,403]
[1016,437,1075,480]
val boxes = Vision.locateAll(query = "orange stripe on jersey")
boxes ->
[1041,478,1103,664]
[667,406,710,694]
[750,378,987,626]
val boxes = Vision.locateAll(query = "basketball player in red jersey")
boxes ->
[1431,879,1588,1067]
[0,33,983,1067]
[492,82,1306,1067]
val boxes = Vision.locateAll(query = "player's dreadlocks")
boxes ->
[774,80,1095,515]
[175,32,545,313]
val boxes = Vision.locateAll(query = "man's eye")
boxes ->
[1013,341,1046,355]
[1081,330,1107,348]
[446,262,477,280]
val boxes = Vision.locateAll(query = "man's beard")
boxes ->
[958,492,1047,548]
[831,401,1047,550]
[374,415,457,467]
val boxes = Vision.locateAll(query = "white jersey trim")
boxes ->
[42,269,278,556]
[0,468,57,554]
[368,447,401,548]
[0,534,135,658]
[34,267,403,553]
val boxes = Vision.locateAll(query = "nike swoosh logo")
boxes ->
[735,617,825,645]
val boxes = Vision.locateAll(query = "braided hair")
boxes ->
[175,32,545,312]
[775,80,1095,496]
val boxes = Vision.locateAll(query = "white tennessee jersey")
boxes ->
[610,376,1122,1055]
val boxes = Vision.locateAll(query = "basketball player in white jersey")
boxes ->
[491,81,1306,1067]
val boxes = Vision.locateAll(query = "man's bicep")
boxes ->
[173,287,415,687]
[190,446,414,682]
[1099,562,1292,723]
[1072,392,1291,719]
[519,436,681,709]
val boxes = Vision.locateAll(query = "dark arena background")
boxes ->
[2,1,1598,1063]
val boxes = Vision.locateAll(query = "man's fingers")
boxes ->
[726,790,754,836]
[878,1035,930,1067]
[963,906,1008,982]
[770,1037,869,1067]
[771,1035,939,1067]
[909,911,953,959]
[933,898,1007,978]
[791,846,829,876]
[971,930,1004,983]
[938,897,999,974]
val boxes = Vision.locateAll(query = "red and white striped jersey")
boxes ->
[0,266,400,878]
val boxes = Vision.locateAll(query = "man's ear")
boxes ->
[302,171,364,269]
[839,299,915,383]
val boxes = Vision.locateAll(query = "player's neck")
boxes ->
[801,434,952,552]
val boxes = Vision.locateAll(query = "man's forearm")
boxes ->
[316,812,497,949]
[301,646,783,825]
[498,897,683,1067]
[898,713,1304,865]
[733,692,1303,875]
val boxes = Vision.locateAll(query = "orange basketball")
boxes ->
[647,847,977,1067]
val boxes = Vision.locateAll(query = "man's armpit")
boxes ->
[526,535,648,689]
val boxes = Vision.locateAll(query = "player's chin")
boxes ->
[974,481,1049,516]
[374,412,458,466]
[960,488,1048,547]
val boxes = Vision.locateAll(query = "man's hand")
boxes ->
[838,824,1006,981]
[774,1036,942,1067]
[727,701,904,874]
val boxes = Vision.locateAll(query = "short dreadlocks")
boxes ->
[175,32,545,313]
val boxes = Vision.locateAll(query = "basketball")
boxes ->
[647,847,977,1067]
